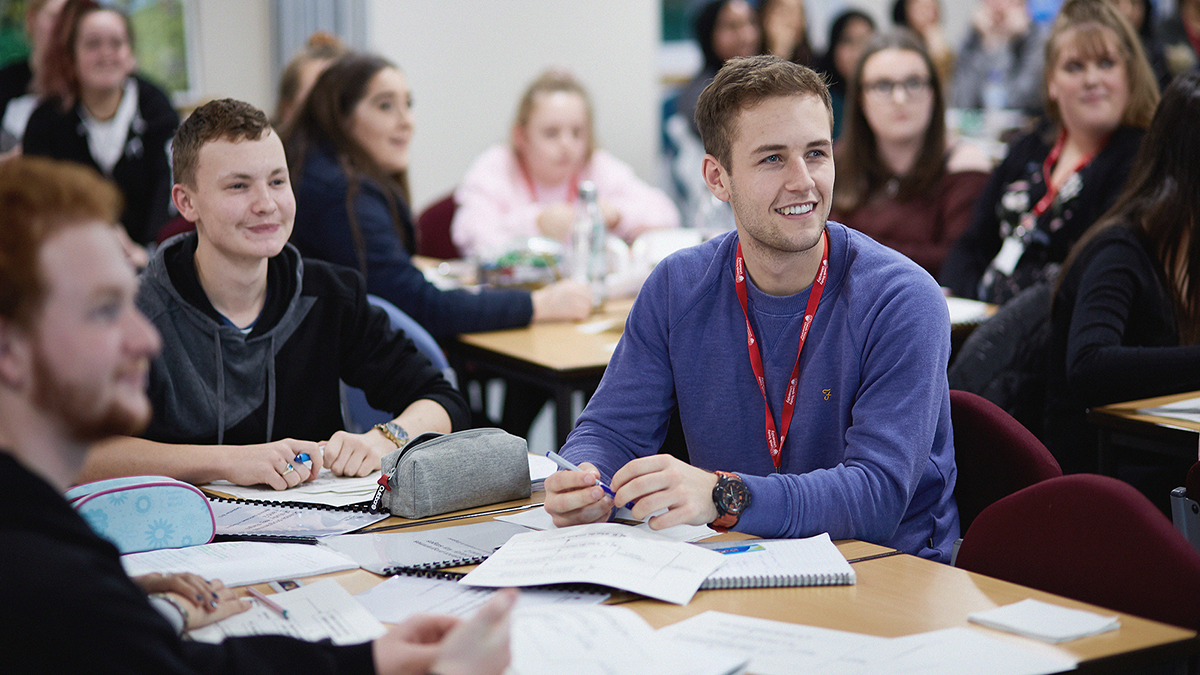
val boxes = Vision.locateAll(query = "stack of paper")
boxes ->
[510,605,746,675]
[203,470,382,507]
[189,579,385,645]
[354,573,609,625]
[209,499,387,538]
[320,520,529,574]
[495,504,716,543]
[968,598,1121,643]
[460,523,725,605]
[120,540,359,586]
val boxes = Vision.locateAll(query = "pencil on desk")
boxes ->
[247,586,289,620]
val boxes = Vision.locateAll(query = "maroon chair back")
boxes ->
[415,192,461,259]
[1188,461,1200,498]
[155,214,196,245]
[957,474,1200,630]
[950,390,1062,531]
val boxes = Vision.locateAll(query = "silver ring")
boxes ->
[281,463,295,475]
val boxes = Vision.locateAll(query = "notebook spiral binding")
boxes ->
[206,494,373,513]
[384,566,610,595]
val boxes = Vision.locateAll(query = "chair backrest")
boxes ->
[950,389,1062,532]
[957,474,1200,630]
[341,295,453,432]
[415,192,461,260]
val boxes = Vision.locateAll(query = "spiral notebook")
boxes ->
[208,497,388,541]
[696,533,856,589]
[319,519,529,575]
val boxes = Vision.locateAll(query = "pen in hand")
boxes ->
[536,450,634,509]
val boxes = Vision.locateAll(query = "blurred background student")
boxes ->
[451,69,679,258]
[813,9,877,140]
[0,0,66,158]
[891,0,954,87]
[758,0,813,66]
[831,29,991,278]
[22,0,178,247]
[674,0,759,138]
[1159,0,1200,79]
[274,31,348,130]
[285,53,590,339]
[950,0,1046,114]
[284,53,591,435]
[1045,71,1200,508]
[940,0,1159,305]
[1113,0,1171,90]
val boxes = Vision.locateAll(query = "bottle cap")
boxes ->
[577,180,597,201]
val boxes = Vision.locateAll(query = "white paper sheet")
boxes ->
[189,578,385,645]
[508,605,746,675]
[969,598,1120,643]
[354,573,608,624]
[120,540,359,587]
[495,505,717,543]
[859,627,1078,675]
[461,523,725,605]
[203,470,381,507]
[320,520,530,574]
[1137,395,1200,425]
[657,610,885,675]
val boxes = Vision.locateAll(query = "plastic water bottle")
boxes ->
[576,180,607,308]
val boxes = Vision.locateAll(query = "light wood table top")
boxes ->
[455,298,632,372]
[284,493,1196,673]
[1088,390,1200,474]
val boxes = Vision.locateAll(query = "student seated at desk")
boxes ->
[545,56,960,562]
[284,53,591,340]
[1045,72,1200,490]
[451,69,680,257]
[0,155,515,674]
[79,99,469,490]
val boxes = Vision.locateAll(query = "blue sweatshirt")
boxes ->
[562,223,960,561]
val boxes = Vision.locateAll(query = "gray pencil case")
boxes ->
[374,427,531,519]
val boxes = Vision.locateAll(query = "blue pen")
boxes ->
[537,450,634,508]
[294,453,313,470]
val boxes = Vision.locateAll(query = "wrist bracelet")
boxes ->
[153,593,189,632]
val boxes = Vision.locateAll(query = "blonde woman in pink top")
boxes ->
[452,70,680,257]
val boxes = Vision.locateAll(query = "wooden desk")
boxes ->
[1088,391,1200,475]
[294,495,1197,674]
[447,299,633,448]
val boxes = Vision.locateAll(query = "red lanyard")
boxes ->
[734,233,829,470]
[1032,130,1099,217]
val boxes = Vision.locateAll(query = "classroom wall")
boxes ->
[191,0,274,112]
[188,0,984,213]
[365,0,662,213]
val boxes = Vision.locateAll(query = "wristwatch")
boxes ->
[710,471,750,532]
[373,421,409,448]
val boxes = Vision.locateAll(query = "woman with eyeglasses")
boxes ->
[940,0,1159,305]
[831,29,991,277]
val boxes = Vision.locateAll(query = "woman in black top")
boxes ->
[940,0,1160,305]
[22,0,178,245]
[1045,71,1200,488]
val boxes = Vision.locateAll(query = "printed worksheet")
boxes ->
[189,579,385,645]
[460,523,724,605]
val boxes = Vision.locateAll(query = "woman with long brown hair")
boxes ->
[831,29,991,277]
[283,53,589,339]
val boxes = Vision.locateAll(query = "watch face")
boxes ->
[715,476,750,516]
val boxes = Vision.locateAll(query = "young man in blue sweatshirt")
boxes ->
[546,55,960,561]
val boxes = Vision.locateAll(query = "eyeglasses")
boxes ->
[864,77,932,100]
